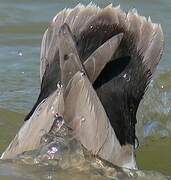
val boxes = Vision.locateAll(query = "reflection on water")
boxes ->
[0,0,171,179]
[137,76,171,142]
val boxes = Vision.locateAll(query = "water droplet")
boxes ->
[80,116,86,127]
[47,175,52,180]
[51,146,58,153]
[18,50,23,56]
[123,73,130,82]
[45,143,62,160]
[81,116,85,122]
[161,85,164,89]
[80,71,86,76]
[57,116,64,125]
[57,81,63,89]
[50,116,64,133]
[90,25,93,29]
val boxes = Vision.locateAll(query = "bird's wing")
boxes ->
[64,71,137,168]
[1,87,64,159]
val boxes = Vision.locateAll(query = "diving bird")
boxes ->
[1,4,164,170]
[27,4,163,147]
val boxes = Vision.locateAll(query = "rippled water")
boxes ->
[0,0,171,179]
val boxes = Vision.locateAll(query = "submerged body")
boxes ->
[1,4,164,171]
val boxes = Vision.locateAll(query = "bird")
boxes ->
[1,4,164,170]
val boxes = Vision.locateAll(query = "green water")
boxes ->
[0,0,171,179]
[0,109,24,153]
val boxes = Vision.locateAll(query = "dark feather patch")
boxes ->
[94,52,151,145]
[24,54,60,121]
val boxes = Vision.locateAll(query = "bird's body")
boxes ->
[1,4,164,170]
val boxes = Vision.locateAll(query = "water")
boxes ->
[0,0,171,179]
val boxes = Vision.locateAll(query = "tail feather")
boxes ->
[64,6,82,30]
[143,24,164,73]
[127,9,142,46]
[71,4,99,34]
[41,4,164,78]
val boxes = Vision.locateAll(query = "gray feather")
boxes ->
[84,33,123,83]
[58,23,84,89]
[1,87,64,159]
